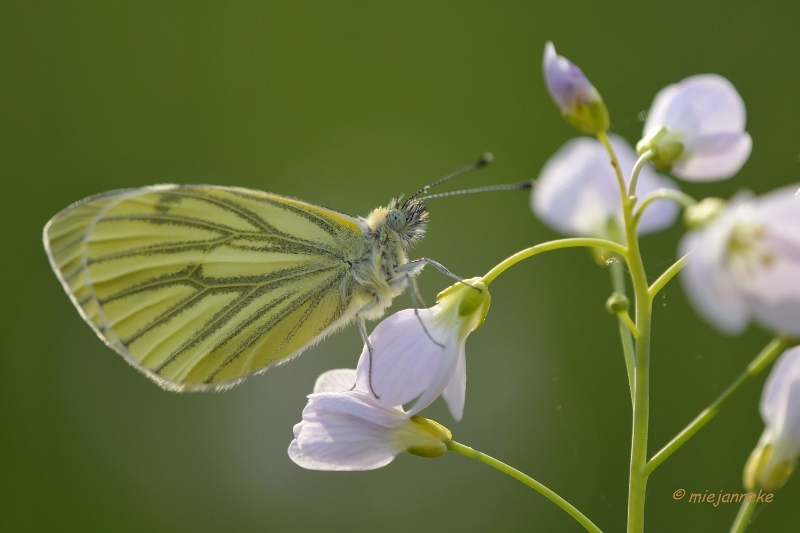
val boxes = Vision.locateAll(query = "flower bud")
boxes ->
[605,293,630,314]
[682,197,726,229]
[636,126,685,171]
[542,42,609,134]
[742,346,800,491]
[744,440,794,492]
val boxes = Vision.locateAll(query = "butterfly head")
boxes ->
[387,196,428,248]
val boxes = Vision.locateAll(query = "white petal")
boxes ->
[355,309,460,415]
[290,392,404,471]
[672,132,752,181]
[645,74,746,137]
[313,368,357,393]
[644,74,750,181]
[643,83,682,139]
[303,392,404,428]
[679,228,750,334]
[738,187,800,335]
[533,136,621,236]
[760,347,800,461]
[533,135,679,236]
[441,344,467,422]
[760,347,800,424]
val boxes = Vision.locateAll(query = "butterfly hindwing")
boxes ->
[44,185,367,391]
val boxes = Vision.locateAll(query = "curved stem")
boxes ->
[628,150,655,198]
[645,337,790,475]
[648,253,690,299]
[482,238,628,285]
[445,440,603,533]
[730,498,757,533]
[633,189,698,227]
[597,132,629,204]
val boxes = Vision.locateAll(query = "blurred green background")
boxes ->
[2,1,800,531]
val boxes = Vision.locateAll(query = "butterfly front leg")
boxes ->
[355,309,380,399]
[396,258,482,292]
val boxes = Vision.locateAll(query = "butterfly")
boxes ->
[43,156,496,392]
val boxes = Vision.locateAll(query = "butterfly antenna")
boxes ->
[403,152,494,208]
[420,179,533,200]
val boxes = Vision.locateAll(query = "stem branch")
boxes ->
[628,150,655,198]
[646,337,790,475]
[730,498,758,533]
[446,440,603,533]
[483,238,627,285]
[648,253,690,299]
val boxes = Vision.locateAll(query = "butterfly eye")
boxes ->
[388,209,407,231]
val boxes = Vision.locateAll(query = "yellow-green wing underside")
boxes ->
[44,185,367,391]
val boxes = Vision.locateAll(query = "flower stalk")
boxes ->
[445,440,603,533]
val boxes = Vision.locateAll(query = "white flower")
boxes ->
[355,278,491,422]
[288,376,451,471]
[542,42,609,134]
[679,185,800,335]
[532,134,680,237]
[744,346,800,491]
[638,74,752,181]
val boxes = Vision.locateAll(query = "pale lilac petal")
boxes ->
[441,345,467,422]
[643,74,749,181]
[543,41,598,113]
[672,132,752,181]
[760,347,800,463]
[533,135,679,236]
[290,392,404,471]
[302,392,404,428]
[646,74,746,136]
[313,368,357,393]
[643,83,682,139]
[749,271,800,336]
[355,309,459,412]
[760,347,800,425]
[679,228,751,334]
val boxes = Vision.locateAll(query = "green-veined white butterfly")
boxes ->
[43,155,509,392]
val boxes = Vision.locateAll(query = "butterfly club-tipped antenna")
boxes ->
[402,152,495,209]
[419,179,533,201]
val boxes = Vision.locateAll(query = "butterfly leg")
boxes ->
[405,273,444,348]
[398,258,482,292]
[355,312,380,399]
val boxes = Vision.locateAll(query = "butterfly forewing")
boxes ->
[44,185,367,391]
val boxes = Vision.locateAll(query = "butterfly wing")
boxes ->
[43,184,367,391]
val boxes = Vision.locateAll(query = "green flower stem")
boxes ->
[648,253,690,299]
[617,310,641,338]
[445,440,603,533]
[730,498,758,533]
[597,131,628,203]
[482,238,628,285]
[633,189,698,227]
[598,134,651,533]
[645,336,789,475]
[609,258,636,404]
[628,149,655,197]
